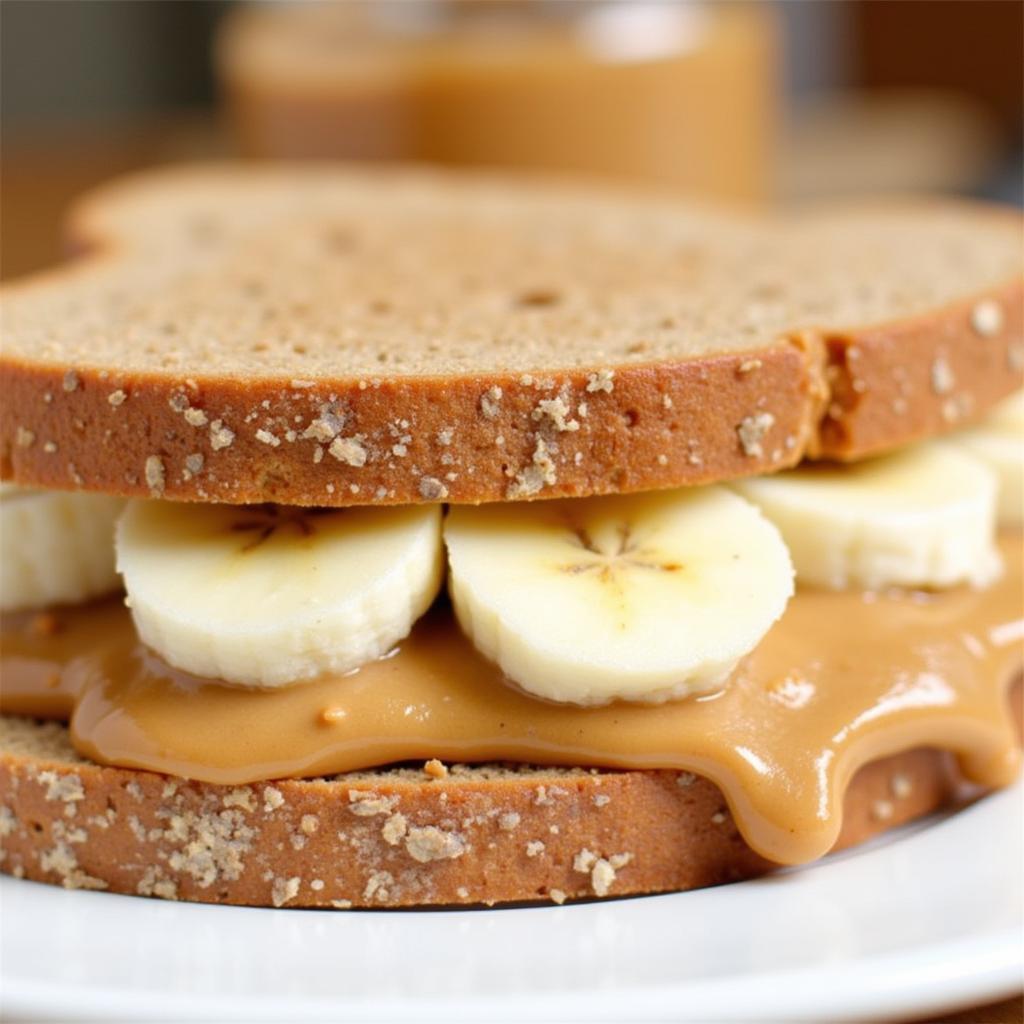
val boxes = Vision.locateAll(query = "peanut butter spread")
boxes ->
[2,534,1021,865]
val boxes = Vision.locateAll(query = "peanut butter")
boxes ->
[2,534,1021,865]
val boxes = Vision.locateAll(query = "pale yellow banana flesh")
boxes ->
[0,484,124,612]
[116,500,443,687]
[444,487,795,706]
[949,390,1023,526]
[732,442,1000,591]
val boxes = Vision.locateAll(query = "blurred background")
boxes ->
[2,0,1022,279]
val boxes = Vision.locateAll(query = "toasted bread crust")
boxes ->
[814,280,1024,458]
[1,163,1021,507]
[0,716,978,908]
[2,278,1020,507]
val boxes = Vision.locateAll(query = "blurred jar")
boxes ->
[217,1,778,205]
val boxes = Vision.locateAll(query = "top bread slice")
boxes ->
[1,163,1021,506]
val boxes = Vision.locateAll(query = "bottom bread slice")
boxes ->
[0,715,984,909]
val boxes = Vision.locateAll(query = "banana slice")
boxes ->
[444,487,794,706]
[949,391,1023,526]
[0,484,124,612]
[732,442,1000,591]
[116,500,443,688]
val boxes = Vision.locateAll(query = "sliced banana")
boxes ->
[0,484,125,612]
[732,442,1000,591]
[116,500,443,688]
[949,390,1023,526]
[444,487,794,706]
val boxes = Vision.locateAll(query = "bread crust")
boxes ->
[2,277,1020,507]
[0,716,985,908]
[1,163,1021,507]
[815,279,1024,458]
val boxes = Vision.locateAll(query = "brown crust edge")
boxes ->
[1,242,1020,505]
[0,717,992,909]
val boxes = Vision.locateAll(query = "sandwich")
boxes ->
[0,164,1020,907]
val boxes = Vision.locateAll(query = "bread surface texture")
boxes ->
[0,714,971,908]
[1,164,1021,505]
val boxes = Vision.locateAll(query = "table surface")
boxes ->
[1,121,1021,1024]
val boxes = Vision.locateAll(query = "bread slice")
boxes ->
[1,164,1020,506]
[0,713,983,908]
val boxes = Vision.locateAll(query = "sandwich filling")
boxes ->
[1,395,1021,868]
[1,535,1021,865]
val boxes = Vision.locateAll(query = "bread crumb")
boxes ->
[255,428,280,447]
[526,840,545,857]
[262,786,285,813]
[222,788,255,812]
[136,866,178,901]
[738,359,762,375]
[737,412,774,458]
[573,848,598,873]
[329,435,367,467]
[507,437,557,499]
[303,408,345,442]
[381,813,408,846]
[15,427,35,447]
[593,794,611,807]
[871,799,894,821]
[183,453,204,480]
[423,759,448,779]
[456,886,469,899]
[271,876,301,907]
[43,440,58,453]
[585,369,615,393]
[436,427,454,446]
[657,454,668,466]
[711,811,728,825]
[480,386,503,419]
[942,394,973,424]
[331,899,353,909]
[890,774,913,800]
[144,456,165,496]
[363,870,394,902]
[405,825,466,863]
[533,396,580,432]
[930,357,955,395]
[310,878,325,891]
[498,812,521,831]
[348,791,399,816]
[209,420,235,451]
[37,770,84,804]
[676,771,697,787]
[419,476,449,500]
[549,889,567,905]
[590,859,616,897]
[971,299,1003,337]
[183,407,207,427]
[62,370,80,393]
[299,814,319,835]
[107,390,127,407]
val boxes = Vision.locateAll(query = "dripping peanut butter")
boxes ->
[2,534,1021,866]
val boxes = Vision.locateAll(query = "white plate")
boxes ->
[2,779,1021,1024]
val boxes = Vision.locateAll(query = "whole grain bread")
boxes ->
[0,713,983,908]
[1,164,1020,506]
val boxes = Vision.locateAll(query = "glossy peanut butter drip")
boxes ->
[2,535,1022,865]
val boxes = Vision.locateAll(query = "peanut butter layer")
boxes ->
[2,534,1021,865]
